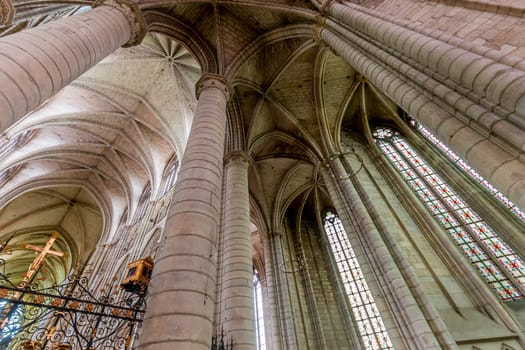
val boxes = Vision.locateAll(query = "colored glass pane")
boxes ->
[373,127,525,301]
[0,302,23,346]
[416,124,525,222]
[324,211,394,349]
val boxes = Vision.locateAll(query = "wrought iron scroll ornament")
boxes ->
[0,243,146,349]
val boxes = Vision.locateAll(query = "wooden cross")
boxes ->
[19,232,64,286]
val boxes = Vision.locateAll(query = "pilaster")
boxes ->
[327,2,525,122]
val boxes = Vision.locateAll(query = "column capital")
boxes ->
[195,74,233,100]
[93,0,146,47]
[224,150,252,168]
[312,15,327,48]
[0,0,14,25]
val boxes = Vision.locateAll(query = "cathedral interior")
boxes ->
[1,0,525,349]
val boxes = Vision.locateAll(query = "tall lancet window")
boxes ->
[373,127,525,301]
[415,123,525,222]
[253,270,266,350]
[161,155,179,195]
[323,211,394,350]
[134,183,151,223]
[0,300,23,346]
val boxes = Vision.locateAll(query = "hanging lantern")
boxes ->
[120,256,154,296]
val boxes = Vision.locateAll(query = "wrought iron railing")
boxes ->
[0,259,146,350]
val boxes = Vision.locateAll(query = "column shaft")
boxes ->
[339,154,457,349]
[328,2,525,123]
[138,75,231,350]
[219,151,256,348]
[323,17,525,155]
[270,233,296,349]
[318,25,525,212]
[263,237,282,350]
[0,5,133,131]
[326,157,441,349]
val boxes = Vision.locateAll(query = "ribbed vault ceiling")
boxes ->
[0,186,101,287]
[0,4,403,266]
[142,0,400,232]
[234,36,399,232]
[0,32,200,245]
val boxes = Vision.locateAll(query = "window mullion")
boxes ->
[324,212,394,349]
[391,138,525,296]
[374,128,525,301]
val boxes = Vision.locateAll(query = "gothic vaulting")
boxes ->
[0,0,525,349]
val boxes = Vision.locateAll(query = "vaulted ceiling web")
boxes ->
[232,36,399,231]
[0,187,101,287]
[0,32,200,243]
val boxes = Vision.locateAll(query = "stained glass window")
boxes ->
[415,123,525,222]
[161,156,179,195]
[134,183,151,223]
[323,211,394,350]
[253,270,266,350]
[373,127,525,301]
[0,301,23,346]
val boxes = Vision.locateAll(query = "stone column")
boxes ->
[325,157,441,349]
[314,23,525,213]
[219,151,256,349]
[338,153,457,349]
[262,237,282,350]
[0,0,145,131]
[326,1,525,121]
[138,74,232,350]
[0,0,14,25]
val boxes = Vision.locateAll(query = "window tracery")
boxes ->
[134,183,151,223]
[415,123,525,222]
[161,156,178,195]
[373,127,525,301]
[323,211,394,350]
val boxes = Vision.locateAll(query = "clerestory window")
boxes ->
[415,123,525,223]
[0,301,24,347]
[373,127,525,301]
[134,183,151,223]
[161,156,179,195]
[323,211,394,350]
